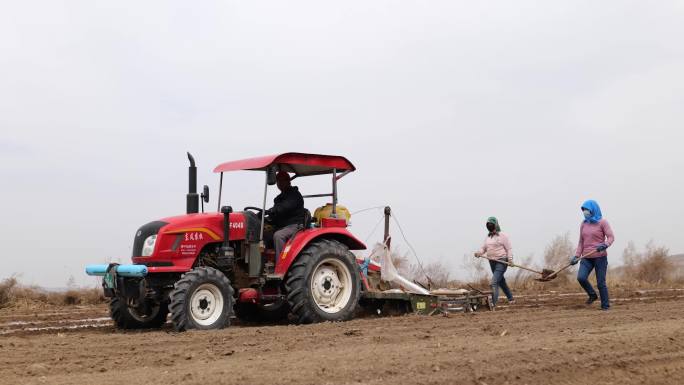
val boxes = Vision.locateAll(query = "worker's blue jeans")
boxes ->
[489,260,513,306]
[577,256,610,309]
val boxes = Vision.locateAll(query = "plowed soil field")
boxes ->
[2,288,684,385]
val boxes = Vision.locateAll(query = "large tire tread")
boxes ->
[168,267,234,332]
[285,239,361,324]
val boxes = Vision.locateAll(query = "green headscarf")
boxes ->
[487,216,501,237]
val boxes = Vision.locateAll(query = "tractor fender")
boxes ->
[274,228,366,276]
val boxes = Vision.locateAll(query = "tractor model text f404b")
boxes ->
[86,153,366,331]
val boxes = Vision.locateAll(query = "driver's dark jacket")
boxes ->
[269,186,306,229]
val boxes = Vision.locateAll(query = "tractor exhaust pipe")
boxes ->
[186,152,199,214]
[219,205,235,279]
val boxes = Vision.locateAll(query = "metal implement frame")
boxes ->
[360,291,491,316]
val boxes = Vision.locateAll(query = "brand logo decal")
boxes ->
[184,232,205,241]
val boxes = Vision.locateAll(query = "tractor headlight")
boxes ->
[141,235,157,257]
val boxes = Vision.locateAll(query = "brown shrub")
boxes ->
[389,248,410,273]
[63,290,80,305]
[621,241,673,285]
[511,255,534,286]
[0,277,18,309]
[543,233,574,269]
[418,261,452,289]
[460,252,489,286]
[78,287,107,305]
[387,247,443,288]
[507,257,548,292]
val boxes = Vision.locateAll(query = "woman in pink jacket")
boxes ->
[570,200,615,310]
[475,217,515,307]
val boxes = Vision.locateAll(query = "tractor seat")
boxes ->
[302,209,312,229]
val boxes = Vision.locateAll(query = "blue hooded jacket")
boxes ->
[581,200,603,224]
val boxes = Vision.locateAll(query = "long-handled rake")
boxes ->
[535,250,598,282]
[476,255,556,280]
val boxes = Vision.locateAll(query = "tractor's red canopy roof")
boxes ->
[213,153,355,176]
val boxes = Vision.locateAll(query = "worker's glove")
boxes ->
[569,255,579,265]
[596,243,608,252]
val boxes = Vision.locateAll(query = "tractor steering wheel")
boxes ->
[243,207,264,214]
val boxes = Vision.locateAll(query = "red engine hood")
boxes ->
[158,212,247,241]
[131,211,249,271]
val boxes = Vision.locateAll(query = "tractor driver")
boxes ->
[264,171,306,262]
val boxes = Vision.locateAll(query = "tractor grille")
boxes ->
[131,221,168,257]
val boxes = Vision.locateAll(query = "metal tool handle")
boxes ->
[476,254,545,275]
[546,249,599,278]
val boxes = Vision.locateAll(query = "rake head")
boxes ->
[535,269,558,282]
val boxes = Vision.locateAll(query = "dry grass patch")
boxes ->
[0,277,106,310]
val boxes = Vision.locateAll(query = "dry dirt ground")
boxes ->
[2,289,684,385]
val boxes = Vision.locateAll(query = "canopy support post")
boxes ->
[259,170,268,247]
[332,168,338,218]
[217,172,223,212]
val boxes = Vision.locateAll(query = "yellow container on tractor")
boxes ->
[314,203,351,224]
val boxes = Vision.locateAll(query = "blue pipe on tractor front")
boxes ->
[85,264,148,278]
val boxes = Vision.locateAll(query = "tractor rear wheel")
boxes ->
[285,239,361,324]
[168,267,234,331]
[110,297,168,329]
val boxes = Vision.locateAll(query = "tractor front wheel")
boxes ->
[110,297,168,329]
[169,267,234,331]
[285,239,361,324]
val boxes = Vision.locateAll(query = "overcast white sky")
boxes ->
[1,1,683,287]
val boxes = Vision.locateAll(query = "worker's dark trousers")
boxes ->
[488,260,513,306]
[274,224,301,266]
[577,256,610,309]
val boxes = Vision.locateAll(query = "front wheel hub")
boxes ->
[190,283,224,326]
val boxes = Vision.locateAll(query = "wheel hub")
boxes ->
[310,258,353,314]
[198,297,211,312]
[190,284,224,326]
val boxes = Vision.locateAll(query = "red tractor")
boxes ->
[86,153,366,331]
